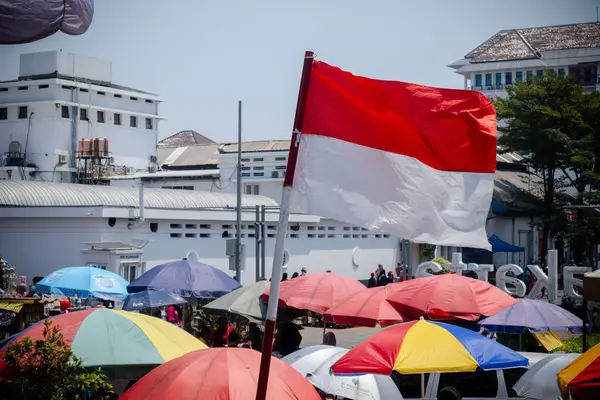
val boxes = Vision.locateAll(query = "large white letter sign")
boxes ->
[564,266,591,301]
[526,264,549,300]
[414,261,442,277]
[496,264,527,298]
[466,263,495,281]
[446,253,467,275]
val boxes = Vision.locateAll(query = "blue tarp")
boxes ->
[464,235,525,255]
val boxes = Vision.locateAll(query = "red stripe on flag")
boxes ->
[302,61,497,173]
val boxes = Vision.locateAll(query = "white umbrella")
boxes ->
[513,353,580,400]
[282,345,402,400]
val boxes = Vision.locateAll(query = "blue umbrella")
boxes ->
[479,299,584,334]
[123,290,188,311]
[35,266,129,301]
[127,259,241,298]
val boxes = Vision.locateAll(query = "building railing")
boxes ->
[470,84,505,91]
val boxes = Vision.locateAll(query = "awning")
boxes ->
[0,301,24,313]
[463,234,525,255]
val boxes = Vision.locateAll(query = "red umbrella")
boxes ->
[323,284,410,327]
[263,271,366,313]
[386,274,518,321]
[119,348,320,400]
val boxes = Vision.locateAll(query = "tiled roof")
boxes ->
[158,130,215,147]
[465,22,600,63]
[0,180,278,208]
[219,140,291,153]
[158,144,221,168]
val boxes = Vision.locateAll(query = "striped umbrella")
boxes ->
[558,342,600,400]
[0,308,207,379]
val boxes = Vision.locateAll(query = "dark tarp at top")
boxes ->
[0,0,94,45]
[464,234,525,256]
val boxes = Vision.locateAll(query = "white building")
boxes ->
[448,22,600,97]
[0,180,400,285]
[0,51,164,183]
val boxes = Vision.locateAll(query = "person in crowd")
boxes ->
[300,267,307,276]
[395,263,404,281]
[438,386,462,400]
[248,322,263,351]
[273,321,302,356]
[196,325,212,346]
[59,298,71,314]
[291,272,299,279]
[281,272,288,282]
[167,304,182,327]
[226,330,242,347]
[387,270,396,284]
[367,272,377,288]
[376,265,388,286]
[213,317,234,347]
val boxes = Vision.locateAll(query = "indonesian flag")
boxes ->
[288,61,496,250]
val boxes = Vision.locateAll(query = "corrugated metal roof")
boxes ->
[465,22,600,63]
[158,130,215,148]
[219,140,291,153]
[0,181,278,209]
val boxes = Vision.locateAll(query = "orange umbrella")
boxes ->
[323,284,410,327]
[119,348,320,400]
[263,271,366,313]
[558,342,600,400]
[387,274,517,321]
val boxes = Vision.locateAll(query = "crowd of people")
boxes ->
[367,263,409,287]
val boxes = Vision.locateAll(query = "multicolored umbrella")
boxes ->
[0,308,207,379]
[558,342,600,400]
[35,266,129,301]
[128,259,241,298]
[331,318,527,400]
[123,290,188,311]
[323,284,408,327]
[119,348,321,400]
[479,298,584,334]
[263,271,367,313]
[386,274,518,321]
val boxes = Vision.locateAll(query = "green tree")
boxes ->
[495,74,588,260]
[1,320,115,400]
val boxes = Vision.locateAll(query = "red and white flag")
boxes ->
[289,61,496,250]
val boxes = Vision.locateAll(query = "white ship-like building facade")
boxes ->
[6,33,585,283]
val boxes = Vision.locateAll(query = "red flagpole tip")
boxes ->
[305,50,315,58]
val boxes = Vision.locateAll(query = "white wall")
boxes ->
[0,214,399,285]
[487,216,536,266]
[19,51,112,83]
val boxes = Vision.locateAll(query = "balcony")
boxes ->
[470,84,505,91]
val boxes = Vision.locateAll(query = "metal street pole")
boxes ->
[235,100,243,282]
[255,205,260,282]
[260,205,266,279]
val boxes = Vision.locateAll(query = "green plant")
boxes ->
[1,320,115,400]
[431,257,450,267]
[551,334,600,354]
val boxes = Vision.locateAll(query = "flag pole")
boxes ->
[255,50,315,400]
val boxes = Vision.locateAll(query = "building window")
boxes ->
[18,86,28,91]
[485,73,492,87]
[275,157,286,161]
[254,166,264,171]
[61,106,70,119]
[80,108,88,121]
[145,118,153,129]
[114,94,122,98]
[98,91,106,96]
[18,106,28,119]
[515,71,523,82]
[80,88,88,93]
[245,184,259,195]
[505,72,512,85]
[38,84,49,89]
[495,73,502,87]
[536,70,544,79]
[97,110,105,123]
[253,157,264,162]
[474,74,482,87]
[241,172,250,177]
[145,99,153,103]
[114,113,121,125]
[130,97,138,101]
[62,85,76,90]
[253,172,264,177]
[130,116,137,127]
[558,68,566,76]
[241,166,251,171]
[170,233,182,238]
[0,108,7,120]
[0,88,7,92]
[170,223,182,229]
[526,71,533,80]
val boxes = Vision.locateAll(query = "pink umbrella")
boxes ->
[323,284,410,327]
[263,271,366,313]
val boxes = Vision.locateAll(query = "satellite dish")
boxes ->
[186,251,200,262]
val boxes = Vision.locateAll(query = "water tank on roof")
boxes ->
[8,141,22,154]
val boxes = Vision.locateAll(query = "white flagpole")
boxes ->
[255,50,315,400]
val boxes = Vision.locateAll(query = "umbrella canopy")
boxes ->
[513,353,579,400]
[283,345,402,400]
[0,0,94,44]
[263,271,367,313]
[35,266,129,301]
[331,319,528,376]
[323,284,409,327]
[479,299,584,334]
[127,259,241,298]
[119,348,320,400]
[386,274,518,321]
[0,308,206,379]
[202,281,304,323]
[123,290,188,311]
[558,343,600,400]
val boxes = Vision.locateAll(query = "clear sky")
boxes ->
[0,0,598,142]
